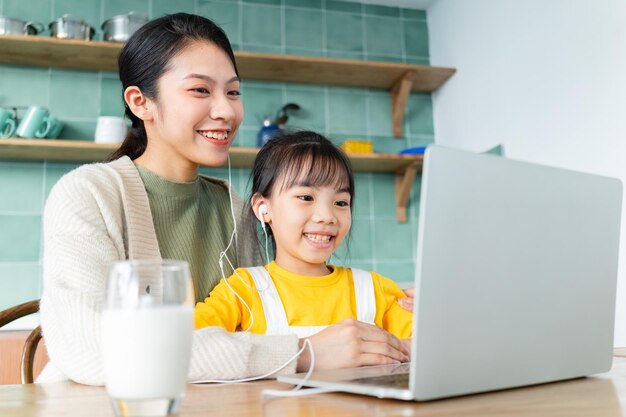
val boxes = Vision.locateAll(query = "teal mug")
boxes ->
[15,106,49,138]
[36,115,64,139]
[0,108,17,138]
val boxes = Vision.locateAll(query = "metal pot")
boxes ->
[0,16,44,36]
[101,12,148,42]
[49,15,95,40]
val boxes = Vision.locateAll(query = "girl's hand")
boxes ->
[398,287,414,312]
[296,319,410,372]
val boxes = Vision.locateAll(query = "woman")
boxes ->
[39,13,409,385]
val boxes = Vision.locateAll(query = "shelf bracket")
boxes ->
[391,71,416,138]
[395,162,420,223]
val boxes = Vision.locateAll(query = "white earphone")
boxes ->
[258,204,268,230]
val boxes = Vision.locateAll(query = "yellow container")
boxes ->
[341,139,373,154]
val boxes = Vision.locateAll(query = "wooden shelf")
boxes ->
[0,36,439,221]
[0,138,422,222]
[0,35,455,138]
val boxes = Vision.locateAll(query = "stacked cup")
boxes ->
[0,107,18,138]
[14,106,65,139]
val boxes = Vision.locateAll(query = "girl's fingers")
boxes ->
[398,287,415,312]
[356,353,404,367]
[346,319,410,356]
[300,319,412,371]
[357,340,410,364]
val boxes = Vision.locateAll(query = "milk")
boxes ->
[101,305,193,400]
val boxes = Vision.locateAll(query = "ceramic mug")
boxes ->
[95,116,127,144]
[0,108,17,138]
[15,106,49,138]
[35,115,64,139]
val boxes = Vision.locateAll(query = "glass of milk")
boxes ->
[101,260,194,417]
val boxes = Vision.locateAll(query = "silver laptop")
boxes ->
[278,145,622,401]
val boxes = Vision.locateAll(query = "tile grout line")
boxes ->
[280,0,287,117]
[38,160,47,263]
[321,0,327,53]
[238,0,243,49]
[399,8,407,64]
[367,172,377,272]
[0,211,43,216]
[360,4,367,61]
[280,0,286,54]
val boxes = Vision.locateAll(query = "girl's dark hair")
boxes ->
[107,13,238,161]
[249,131,355,254]
[252,131,354,202]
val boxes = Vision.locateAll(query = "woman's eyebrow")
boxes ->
[183,74,240,83]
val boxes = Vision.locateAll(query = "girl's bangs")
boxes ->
[277,150,351,193]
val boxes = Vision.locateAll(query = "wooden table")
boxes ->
[3,354,626,417]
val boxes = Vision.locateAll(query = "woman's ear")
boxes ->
[124,86,153,121]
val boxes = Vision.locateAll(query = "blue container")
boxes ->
[257,123,281,147]
[399,146,427,155]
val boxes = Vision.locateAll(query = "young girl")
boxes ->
[195,131,413,341]
[40,14,408,385]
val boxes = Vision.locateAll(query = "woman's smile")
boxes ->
[196,130,229,141]
[196,129,231,147]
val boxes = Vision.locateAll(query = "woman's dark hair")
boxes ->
[107,13,238,161]
[249,131,355,256]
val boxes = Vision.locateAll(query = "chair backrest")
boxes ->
[0,300,43,384]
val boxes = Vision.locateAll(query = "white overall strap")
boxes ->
[246,267,290,334]
[351,268,376,324]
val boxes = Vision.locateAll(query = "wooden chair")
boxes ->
[0,300,43,383]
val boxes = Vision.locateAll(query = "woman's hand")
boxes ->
[296,319,410,372]
[398,287,414,312]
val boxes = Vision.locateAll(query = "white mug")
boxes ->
[95,116,127,144]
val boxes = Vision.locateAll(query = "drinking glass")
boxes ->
[102,260,194,417]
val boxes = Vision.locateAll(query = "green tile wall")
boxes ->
[0,0,431,310]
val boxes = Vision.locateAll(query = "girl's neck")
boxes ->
[273,258,332,277]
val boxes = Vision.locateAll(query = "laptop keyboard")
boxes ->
[350,372,410,389]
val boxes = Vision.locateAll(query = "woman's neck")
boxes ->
[134,147,198,182]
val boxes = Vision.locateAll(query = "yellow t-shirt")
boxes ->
[194,261,412,339]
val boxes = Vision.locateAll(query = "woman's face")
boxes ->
[145,41,243,173]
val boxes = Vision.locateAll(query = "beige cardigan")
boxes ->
[39,156,298,385]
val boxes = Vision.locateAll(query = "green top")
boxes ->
[135,165,238,302]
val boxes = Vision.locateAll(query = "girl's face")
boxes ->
[264,182,352,276]
[143,41,243,177]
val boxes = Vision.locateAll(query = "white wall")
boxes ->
[427,0,626,345]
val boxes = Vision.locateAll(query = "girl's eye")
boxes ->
[297,195,313,202]
[336,200,350,207]
[228,90,241,97]
[192,87,209,94]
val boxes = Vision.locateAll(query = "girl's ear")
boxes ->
[251,194,270,223]
[124,86,154,121]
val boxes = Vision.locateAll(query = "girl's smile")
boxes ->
[303,231,336,249]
